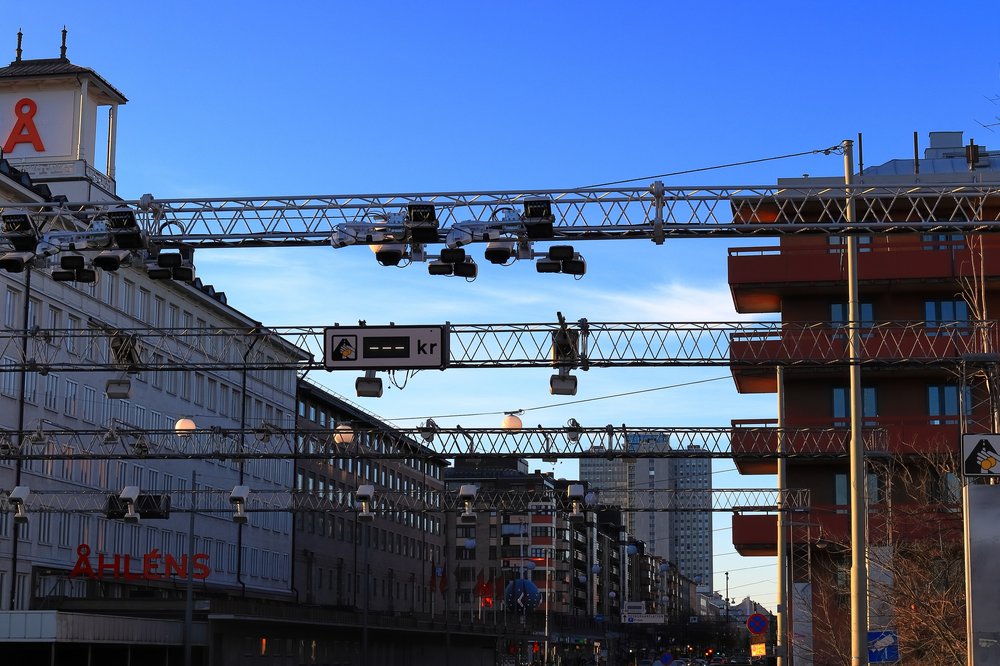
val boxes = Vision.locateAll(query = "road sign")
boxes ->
[868,630,899,662]
[963,435,1000,478]
[620,613,665,624]
[747,613,769,634]
[324,325,448,370]
[624,601,646,614]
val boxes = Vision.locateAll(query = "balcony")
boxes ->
[730,417,959,474]
[729,322,997,393]
[733,501,961,556]
[729,236,1000,313]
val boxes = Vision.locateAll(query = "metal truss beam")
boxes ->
[0,425,885,460]
[0,320,991,373]
[4,182,1000,248]
[0,487,809,514]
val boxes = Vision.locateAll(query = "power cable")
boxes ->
[580,144,843,189]
[387,375,731,422]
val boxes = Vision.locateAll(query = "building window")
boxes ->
[922,233,965,251]
[835,471,883,507]
[103,275,116,309]
[4,288,18,328]
[81,385,96,423]
[23,371,37,404]
[828,235,872,253]
[122,280,134,314]
[928,384,970,425]
[137,288,150,321]
[153,296,165,327]
[830,302,874,329]
[67,315,81,355]
[0,357,15,397]
[832,386,878,425]
[44,374,59,411]
[63,379,78,417]
[935,472,961,508]
[924,299,969,329]
[46,305,62,332]
[194,373,205,405]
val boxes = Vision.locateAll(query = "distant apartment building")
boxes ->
[443,459,624,623]
[581,433,712,587]
[293,379,448,613]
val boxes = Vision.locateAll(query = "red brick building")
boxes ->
[726,132,998,663]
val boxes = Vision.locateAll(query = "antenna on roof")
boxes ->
[60,26,67,59]
[15,29,22,62]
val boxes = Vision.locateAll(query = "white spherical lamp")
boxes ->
[333,423,354,445]
[174,417,196,437]
[501,413,522,430]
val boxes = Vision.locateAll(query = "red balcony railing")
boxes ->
[731,417,957,457]
[735,501,962,555]
[731,236,1000,283]
[729,321,1000,366]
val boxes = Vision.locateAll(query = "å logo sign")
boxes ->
[3,97,45,154]
[69,544,210,581]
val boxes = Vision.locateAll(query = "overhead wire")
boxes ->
[580,143,843,189]
[388,375,731,422]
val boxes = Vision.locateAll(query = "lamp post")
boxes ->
[725,572,730,657]
[236,336,260,597]
[184,468,196,666]
[544,546,551,666]
[7,263,31,611]
[175,418,198,666]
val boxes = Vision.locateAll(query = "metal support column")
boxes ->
[777,366,790,666]
[844,139,869,666]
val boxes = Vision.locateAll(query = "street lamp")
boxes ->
[333,422,354,445]
[175,417,197,437]
[501,412,522,430]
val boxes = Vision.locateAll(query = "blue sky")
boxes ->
[8,0,1000,612]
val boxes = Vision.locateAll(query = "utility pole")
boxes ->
[777,366,790,666]
[844,139,870,666]
[725,571,730,655]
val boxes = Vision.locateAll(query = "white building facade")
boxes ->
[0,47,305,611]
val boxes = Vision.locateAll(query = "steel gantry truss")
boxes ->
[0,424,886,461]
[0,486,810,516]
[0,320,995,374]
[4,181,1000,250]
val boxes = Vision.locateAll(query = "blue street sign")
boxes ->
[659,652,673,665]
[868,630,899,663]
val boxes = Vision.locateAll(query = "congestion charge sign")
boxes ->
[324,325,449,370]
[746,613,769,634]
